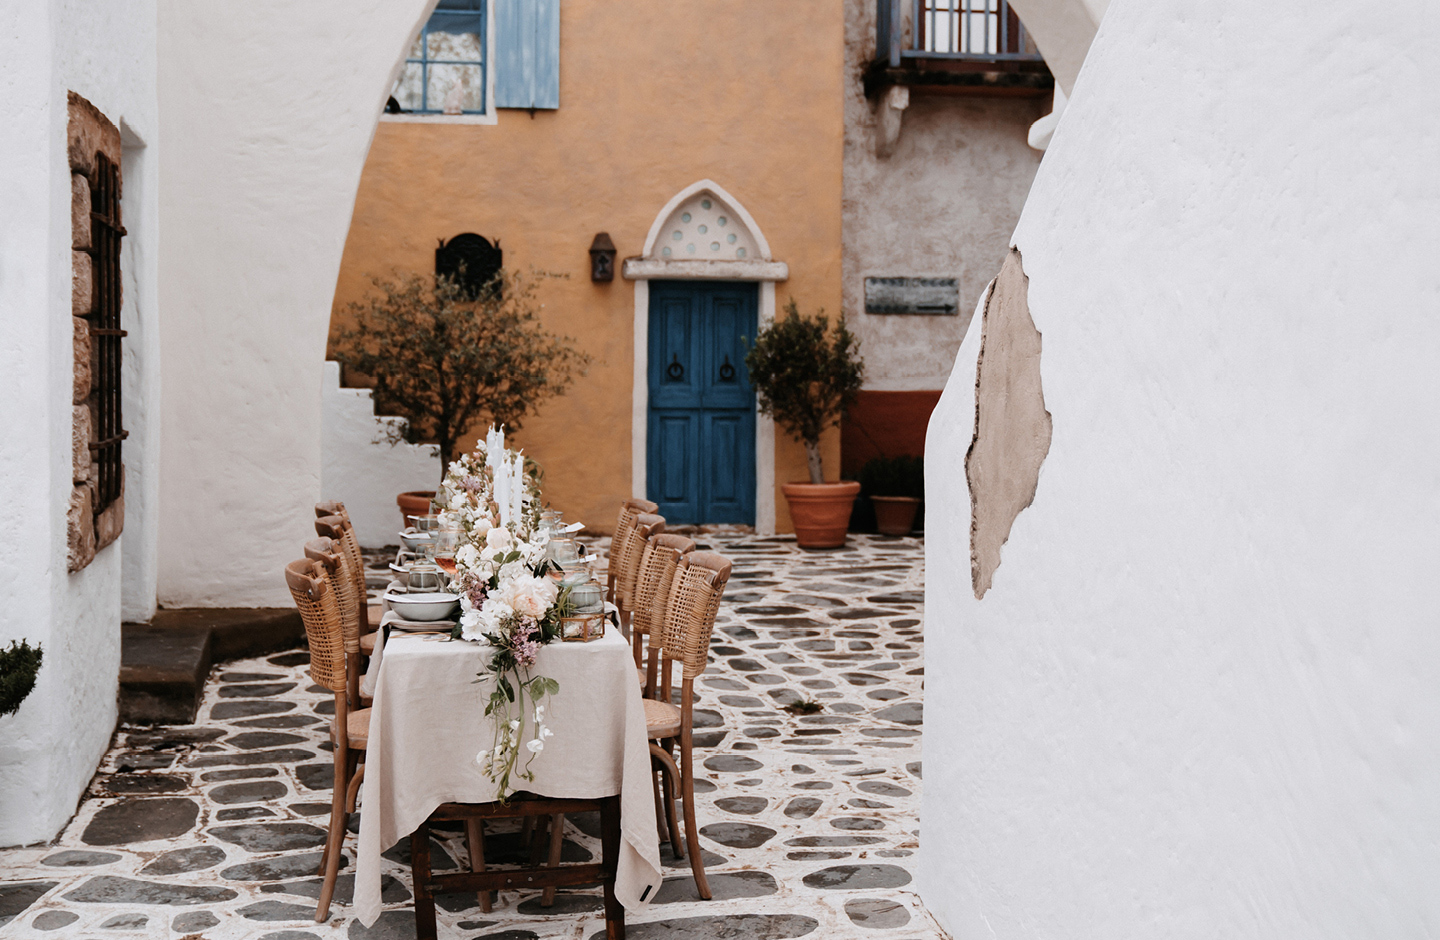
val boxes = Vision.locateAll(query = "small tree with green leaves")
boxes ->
[744,299,865,484]
[0,640,43,718]
[333,268,590,470]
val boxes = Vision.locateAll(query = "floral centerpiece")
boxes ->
[436,426,575,799]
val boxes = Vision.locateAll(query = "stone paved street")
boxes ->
[0,534,937,939]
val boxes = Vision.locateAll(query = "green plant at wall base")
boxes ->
[0,640,43,718]
[744,299,865,484]
[332,268,591,470]
[857,455,924,499]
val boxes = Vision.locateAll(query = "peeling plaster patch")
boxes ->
[965,248,1051,598]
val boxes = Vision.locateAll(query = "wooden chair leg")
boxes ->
[412,820,438,940]
[649,742,683,859]
[679,734,711,900]
[315,749,348,921]
[600,795,626,940]
[464,818,491,913]
[650,757,670,848]
[345,757,364,813]
[540,812,564,906]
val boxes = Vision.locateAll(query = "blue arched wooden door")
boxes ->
[647,281,757,525]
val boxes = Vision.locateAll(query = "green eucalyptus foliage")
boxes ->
[0,640,43,718]
[332,268,590,469]
[744,299,865,483]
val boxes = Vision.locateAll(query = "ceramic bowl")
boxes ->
[398,530,435,552]
[384,592,460,622]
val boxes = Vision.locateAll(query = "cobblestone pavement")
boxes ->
[0,533,936,940]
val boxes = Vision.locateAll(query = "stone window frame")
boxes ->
[66,91,126,573]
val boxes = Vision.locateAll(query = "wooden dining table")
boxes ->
[352,617,662,928]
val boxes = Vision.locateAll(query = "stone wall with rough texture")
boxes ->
[922,0,1440,935]
[843,0,1044,394]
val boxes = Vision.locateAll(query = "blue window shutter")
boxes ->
[493,0,530,108]
[493,0,559,109]
[532,0,560,109]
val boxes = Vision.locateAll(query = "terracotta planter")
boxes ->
[870,495,921,536]
[397,490,436,529]
[782,481,862,549]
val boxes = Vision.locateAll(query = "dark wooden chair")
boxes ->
[410,795,626,940]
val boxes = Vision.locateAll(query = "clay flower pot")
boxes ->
[870,495,920,536]
[397,490,436,529]
[782,481,862,549]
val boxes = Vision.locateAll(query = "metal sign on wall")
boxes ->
[864,277,959,315]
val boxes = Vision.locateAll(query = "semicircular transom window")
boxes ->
[655,192,761,262]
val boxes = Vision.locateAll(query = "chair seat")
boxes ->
[643,698,681,740]
[331,707,371,749]
[367,603,385,625]
[360,631,377,655]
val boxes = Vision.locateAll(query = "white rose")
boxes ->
[456,544,480,569]
[472,518,492,538]
[486,527,513,551]
[503,575,557,619]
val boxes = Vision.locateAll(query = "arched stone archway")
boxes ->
[156,0,442,606]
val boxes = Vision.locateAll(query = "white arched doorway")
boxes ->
[623,180,788,534]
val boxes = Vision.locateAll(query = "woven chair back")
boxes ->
[314,517,363,652]
[285,559,348,692]
[315,500,346,519]
[660,551,732,680]
[616,514,665,609]
[631,533,696,639]
[607,498,658,598]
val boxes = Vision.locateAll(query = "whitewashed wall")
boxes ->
[155,0,436,607]
[322,361,441,547]
[0,0,159,846]
[921,1,1440,936]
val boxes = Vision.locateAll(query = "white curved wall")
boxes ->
[922,1,1440,936]
[0,0,158,846]
[156,0,436,606]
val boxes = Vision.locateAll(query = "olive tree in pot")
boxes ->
[745,299,865,548]
[332,268,589,523]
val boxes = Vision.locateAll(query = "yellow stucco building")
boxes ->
[330,0,844,534]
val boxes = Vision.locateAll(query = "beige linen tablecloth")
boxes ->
[353,625,662,927]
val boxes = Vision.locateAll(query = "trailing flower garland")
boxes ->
[436,427,573,800]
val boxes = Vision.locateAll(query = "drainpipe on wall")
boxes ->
[875,85,910,159]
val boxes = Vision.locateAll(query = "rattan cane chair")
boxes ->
[285,557,371,922]
[613,513,665,640]
[631,533,696,693]
[645,551,732,899]
[605,498,658,604]
[309,525,366,708]
[314,504,381,654]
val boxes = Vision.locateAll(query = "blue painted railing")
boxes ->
[877,0,1044,68]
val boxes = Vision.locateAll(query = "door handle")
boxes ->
[667,354,685,381]
[718,355,735,382]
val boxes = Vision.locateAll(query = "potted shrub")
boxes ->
[745,299,865,548]
[857,455,924,536]
[332,268,589,523]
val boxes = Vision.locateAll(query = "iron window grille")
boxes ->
[90,152,127,511]
[393,0,488,114]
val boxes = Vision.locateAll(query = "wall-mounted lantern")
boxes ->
[588,233,616,282]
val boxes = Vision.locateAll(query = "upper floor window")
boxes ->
[393,0,488,115]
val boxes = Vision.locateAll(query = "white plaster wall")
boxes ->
[1007,0,1109,95]
[921,1,1440,935]
[844,0,1044,391]
[156,0,437,606]
[322,361,441,547]
[0,0,158,846]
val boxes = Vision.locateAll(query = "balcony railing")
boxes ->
[877,0,1045,68]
